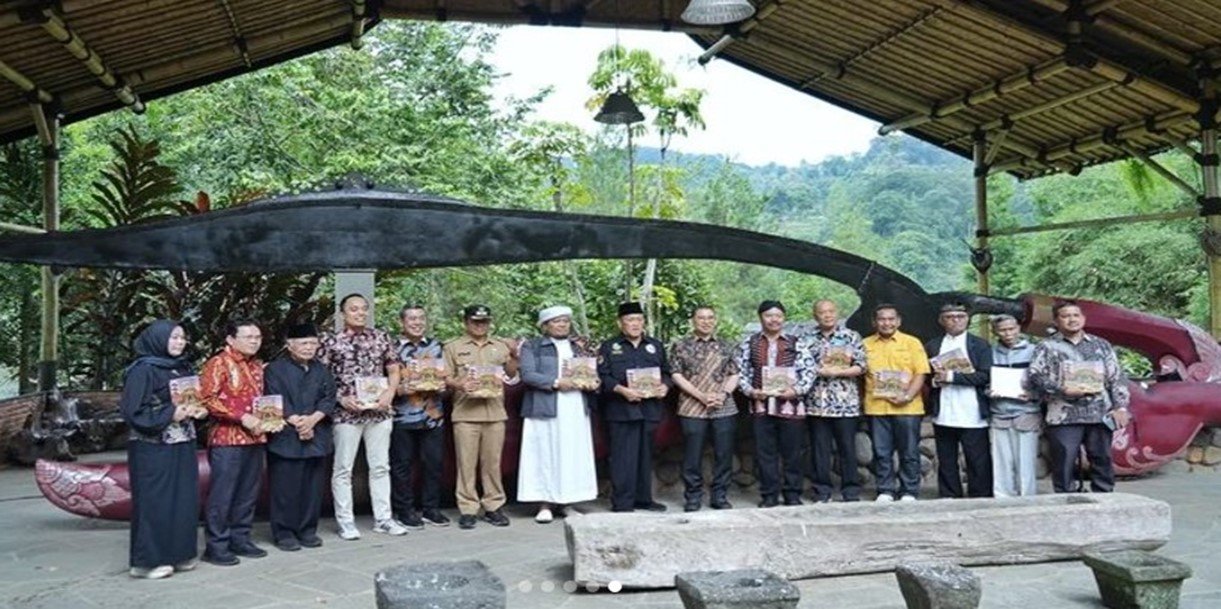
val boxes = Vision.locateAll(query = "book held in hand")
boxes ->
[355,376,389,409]
[989,367,1028,400]
[820,345,855,371]
[931,348,975,373]
[872,370,912,400]
[253,395,286,433]
[560,357,599,391]
[406,358,446,392]
[168,376,207,418]
[626,367,663,399]
[761,366,796,396]
[467,365,504,399]
[1061,360,1105,394]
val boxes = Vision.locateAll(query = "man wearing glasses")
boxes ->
[923,303,993,498]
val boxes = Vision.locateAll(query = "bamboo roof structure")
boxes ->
[2,0,1220,179]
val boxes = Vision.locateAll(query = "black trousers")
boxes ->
[809,416,861,501]
[753,416,805,503]
[268,453,325,543]
[680,415,736,505]
[1046,423,1115,493]
[205,445,264,556]
[934,425,993,498]
[390,423,444,517]
[608,420,657,511]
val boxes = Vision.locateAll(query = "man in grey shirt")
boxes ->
[986,315,1040,497]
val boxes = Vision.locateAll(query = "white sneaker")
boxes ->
[535,508,554,524]
[874,494,895,503]
[129,565,174,579]
[899,495,918,502]
[373,519,409,536]
[337,523,361,540]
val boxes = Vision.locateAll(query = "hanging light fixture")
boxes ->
[681,0,755,25]
[595,87,644,125]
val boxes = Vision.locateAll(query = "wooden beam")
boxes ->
[990,209,1198,236]
[22,7,145,113]
[879,56,1071,135]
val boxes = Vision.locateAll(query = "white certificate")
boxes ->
[990,367,1028,400]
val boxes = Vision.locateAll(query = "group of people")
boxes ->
[118,293,1132,580]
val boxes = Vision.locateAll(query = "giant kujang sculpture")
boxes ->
[3,182,1219,520]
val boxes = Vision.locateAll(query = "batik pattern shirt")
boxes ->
[200,346,266,446]
[795,326,867,417]
[737,333,805,418]
[1027,332,1130,426]
[393,336,445,430]
[670,335,740,419]
[318,327,399,425]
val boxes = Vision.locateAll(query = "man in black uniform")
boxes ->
[263,323,336,551]
[597,302,672,513]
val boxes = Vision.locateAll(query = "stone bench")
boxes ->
[675,569,800,609]
[565,493,1170,589]
[1082,549,1193,609]
[374,560,505,609]
[894,562,981,609]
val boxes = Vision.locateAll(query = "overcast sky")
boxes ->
[487,26,880,167]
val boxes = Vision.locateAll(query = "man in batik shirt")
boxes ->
[795,300,867,502]
[670,306,740,512]
[390,304,450,529]
[317,293,406,540]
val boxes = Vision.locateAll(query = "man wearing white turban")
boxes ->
[517,305,599,523]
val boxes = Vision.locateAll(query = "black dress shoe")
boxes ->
[231,542,268,558]
[299,535,323,548]
[683,502,701,513]
[458,514,477,529]
[635,502,667,512]
[201,551,240,567]
[275,538,301,552]
[710,499,733,510]
[421,509,451,527]
[610,506,635,513]
[783,497,803,506]
[757,497,779,508]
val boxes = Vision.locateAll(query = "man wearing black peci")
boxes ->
[596,302,672,513]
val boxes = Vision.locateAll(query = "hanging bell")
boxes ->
[594,89,645,125]
[681,0,756,25]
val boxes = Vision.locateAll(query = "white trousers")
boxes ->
[990,425,1040,498]
[332,419,393,525]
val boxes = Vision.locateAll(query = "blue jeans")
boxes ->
[870,416,922,498]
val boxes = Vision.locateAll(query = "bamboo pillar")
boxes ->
[1200,72,1221,338]
[973,132,991,339]
[37,106,60,391]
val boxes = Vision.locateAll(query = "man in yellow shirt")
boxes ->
[862,304,929,502]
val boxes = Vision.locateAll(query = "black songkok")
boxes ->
[617,302,645,317]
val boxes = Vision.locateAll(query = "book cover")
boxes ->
[873,370,912,400]
[821,345,855,370]
[467,365,504,399]
[560,357,599,390]
[989,367,1028,400]
[406,358,447,392]
[355,376,389,409]
[931,348,975,374]
[1061,360,1105,394]
[168,376,206,417]
[761,366,796,396]
[253,395,286,433]
[626,367,663,398]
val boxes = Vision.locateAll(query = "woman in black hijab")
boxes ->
[120,319,203,579]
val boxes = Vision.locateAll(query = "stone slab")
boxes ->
[894,562,980,609]
[565,493,1171,589]
[674,570,799,609]
[374,560,505,609]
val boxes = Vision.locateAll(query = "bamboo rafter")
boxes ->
[1026,0,1195,66]
[215,0,252,67]
[0,59,54,104]
[879,56,1072,135]
[698,0,791,65]
[21,7,144,112]
[945,81,1120,147]
[805,3,945,88]
[990,110,1195,175]
[1116,140,1201,199]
